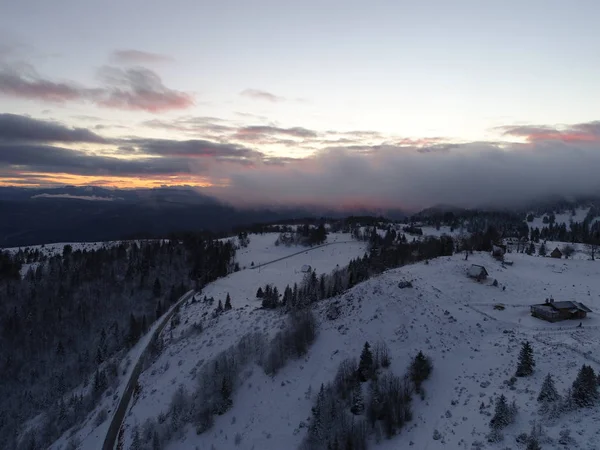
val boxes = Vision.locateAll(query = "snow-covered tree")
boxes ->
[410,351,433,393]
[516,341,535,377]
[538,243,547,257]
[224,293,232,311]
[490,395,515,430]
[538,373,560,404]
[572,364,599,407]
[358,342,374,382]
[350,383,365,415]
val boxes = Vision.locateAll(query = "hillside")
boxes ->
[47,232,600,450]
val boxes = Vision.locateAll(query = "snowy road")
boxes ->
[101,290,195,450]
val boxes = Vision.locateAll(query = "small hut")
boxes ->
[467,264,489,281]
[550,247,562,259]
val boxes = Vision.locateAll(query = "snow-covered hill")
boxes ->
[55,232,600,450]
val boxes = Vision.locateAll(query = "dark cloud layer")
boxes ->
[210,141,600,211]
[0,113,106,143]
[0,143,192,176]
[128,138,263,161]
[4,114,600,211]
[0,62,193,112]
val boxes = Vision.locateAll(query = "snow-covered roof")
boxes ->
[536,300,592,313]
[467,264,488,277]
[300,264,312,272]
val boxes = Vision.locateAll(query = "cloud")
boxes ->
[0,62,90,102]
[0,62,193,112]
[128,137,264,161]
[5,113,600,212]
[498,121,600,143]
[110,49,173,65]
[234,125,318,141]
[0,113,107,143]
[95,66,194,112]
[31,193,117,201]
[0,143,194,176]
[240,89,285,102]
[207,140,600,211]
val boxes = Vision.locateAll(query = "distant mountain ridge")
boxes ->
[0,186,405,247]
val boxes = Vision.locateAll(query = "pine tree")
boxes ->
[539,243,547,257]
[256,287,263,298]
[526,435,541,450]
[350,383,364,415]
[131,426,141,450]
[410,351,433,393]
[152,431,161,450]
[490,394,512,430]
[538,373,560,404]
[216,300,223,314]
[310,384,326,442]
[153,277,162,297]
[516,341,535,377]
[358,342,374,382]
[572,364,599,407]
[224,293,232,311]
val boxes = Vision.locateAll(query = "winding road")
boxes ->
[102,290,194,450]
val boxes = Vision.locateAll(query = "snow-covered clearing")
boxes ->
[229,232,365,270]
[75,234,600,449]
[527,207,591,230]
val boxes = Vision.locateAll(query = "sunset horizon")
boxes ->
[3,0,600,210]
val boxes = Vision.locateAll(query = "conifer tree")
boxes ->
[410,351,433,393]
[516,341,535,377]
[256,287,263,298]
[350,383,365,415]
[152,277,162,297]
[310,384,326,442]
[358,342,374,382]
[572,364,599,407]
[224,293,232,311]
[490,394,512,430]
[216,300,223,314]
[131,426,141,450]
[538,373,560,404]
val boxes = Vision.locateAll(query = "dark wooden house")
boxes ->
[550,247,562,259]
[530,299,592,322]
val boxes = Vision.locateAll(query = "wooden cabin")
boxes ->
[530,299,592,322]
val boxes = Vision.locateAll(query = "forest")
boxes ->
[0,235,235,450]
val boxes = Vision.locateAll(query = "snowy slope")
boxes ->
[60,232,366,450]
[229,232,362,269]
[527,207,591,230]
[82,238,600,449]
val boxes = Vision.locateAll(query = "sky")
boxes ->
[1,0,600,210]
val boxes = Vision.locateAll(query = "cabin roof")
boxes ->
[467,264,488,276]
[533,301,592,313]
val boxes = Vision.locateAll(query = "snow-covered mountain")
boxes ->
[45,227,600,450]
